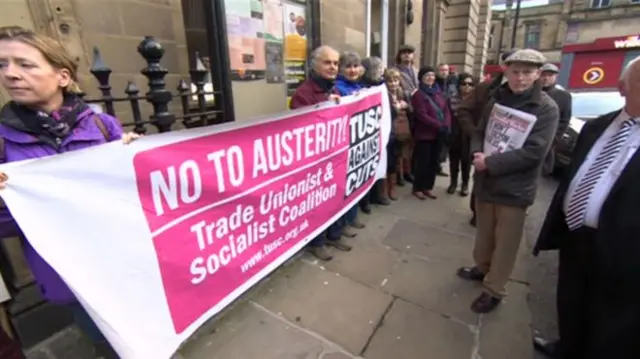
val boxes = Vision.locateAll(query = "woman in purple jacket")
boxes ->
[411,66,452,200]
[0,26,138,358]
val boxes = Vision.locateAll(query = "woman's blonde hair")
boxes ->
[384,68,404,96]
[384,68,402,83]
[0,26,81,93]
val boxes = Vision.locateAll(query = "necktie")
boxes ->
[565,118,637,230]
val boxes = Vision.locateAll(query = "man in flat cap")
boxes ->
[457,49,560,313]
[540,63,573,175]
[457,49,518,226]
[394,44,419,184]
[394,44,419,94]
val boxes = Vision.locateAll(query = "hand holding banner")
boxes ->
[0,86,391,358]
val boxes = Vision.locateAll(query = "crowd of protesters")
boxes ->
[290,44,480,260]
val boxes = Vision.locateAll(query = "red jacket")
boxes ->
[411,90,452,140]
[290,78,338,109]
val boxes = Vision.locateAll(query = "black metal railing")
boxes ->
[79,36,226,134]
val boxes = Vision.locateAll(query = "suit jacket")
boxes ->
[534,110,640,277]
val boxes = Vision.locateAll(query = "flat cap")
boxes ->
[540,63,559,73]
[504,49,546,66]
[398,44,415,53]
[500,48,519,62]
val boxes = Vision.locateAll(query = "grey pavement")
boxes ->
[26,174,561,359]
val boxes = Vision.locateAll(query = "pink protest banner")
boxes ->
[0,86,390,357]
[133,90,389,333]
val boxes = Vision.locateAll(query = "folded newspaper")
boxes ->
[484,104,538,156]
[0,274,9,303]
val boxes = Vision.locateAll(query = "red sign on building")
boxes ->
[561,33,640,90]
[567,51,626,89]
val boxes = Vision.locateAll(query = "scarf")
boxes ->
[361,78,384,88]
[494,82,536,107]
[335,75,362,96]
[11,94,89,139]
[419,82,441,96]
[310,71,336,94]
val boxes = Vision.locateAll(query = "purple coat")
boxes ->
[0,105,123,303]
[411,90,452,141]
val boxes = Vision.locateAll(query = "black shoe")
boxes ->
[437,171,448,177]
[397,176,405,187]
[471,292,501,314]
[403,173,414,183]
[469,215,476,227]
[374,197,391,206]
[533,335,559,358]
[360,204,372,214]
[457,266,485,281]
[460,183,469,197]
[446,184,456,194]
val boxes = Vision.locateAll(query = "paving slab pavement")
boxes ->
[178,176,538,359]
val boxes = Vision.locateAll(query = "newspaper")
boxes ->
[484,103,538,156]
[0,274,9,302]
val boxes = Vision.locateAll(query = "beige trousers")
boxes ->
[473,199,527,298]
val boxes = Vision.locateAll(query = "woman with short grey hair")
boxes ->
[335,51,363,96]
[361,56,385,87]
[334,51,366,235]
[359,56,388,211]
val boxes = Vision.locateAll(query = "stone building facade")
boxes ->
[488,0,640,63]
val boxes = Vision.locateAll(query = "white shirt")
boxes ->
[563,110,639,228]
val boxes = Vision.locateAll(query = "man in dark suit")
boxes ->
[533,55,640,359]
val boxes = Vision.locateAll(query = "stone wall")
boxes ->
[473,0,492,78]
[421,0,448,67]
[403,0,424,66]
[320,0,367,55]
[442,0,481,73]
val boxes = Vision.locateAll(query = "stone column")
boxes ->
[474,0,493,78]
[441,0,481,73]
[421,0,449,66]
[404,0,425,66]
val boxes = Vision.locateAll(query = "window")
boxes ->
[488,25,495,49]
[631,0,640,4]
[590,0,611,8]
[524,23,541,49]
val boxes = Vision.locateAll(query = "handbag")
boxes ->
[393,110,412,142]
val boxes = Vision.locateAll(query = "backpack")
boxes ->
[0,115,109,163]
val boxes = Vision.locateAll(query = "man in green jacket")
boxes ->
[456,49,559,314]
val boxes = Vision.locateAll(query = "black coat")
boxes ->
[544,86,572,140]
[542,86,572,174]
[533,109,640,263]
[533,110,640,358]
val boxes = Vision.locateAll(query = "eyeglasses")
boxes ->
[461,82,475,87]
